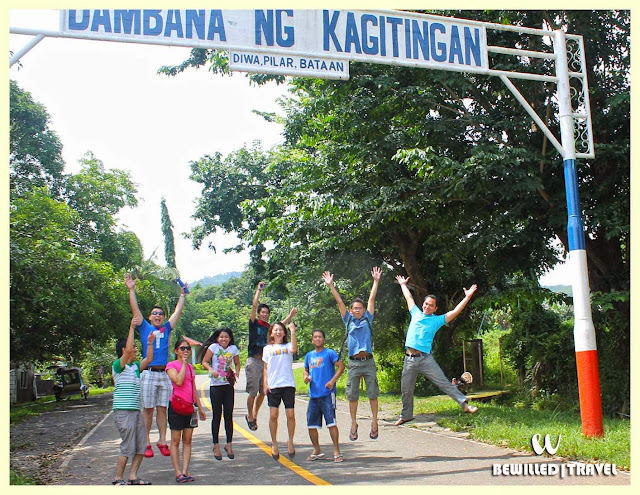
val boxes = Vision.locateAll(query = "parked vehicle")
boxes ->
[49,365,90,401]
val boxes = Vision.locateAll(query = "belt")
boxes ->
[349,354,372,361]
[148,366,166,372]
[405,352,425,358]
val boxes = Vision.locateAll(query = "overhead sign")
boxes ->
[229,50,349,80]
[61,9,488,77]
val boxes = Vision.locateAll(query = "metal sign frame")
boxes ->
[9,9,603,437]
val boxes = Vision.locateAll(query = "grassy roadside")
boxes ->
[292,367,630,470]
[10,386,114,426]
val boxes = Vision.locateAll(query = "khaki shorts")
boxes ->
[345,357,379,401]
[114,409,146,458]
[245,357,264,397]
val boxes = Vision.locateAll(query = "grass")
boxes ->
[10,386,114,426]
[293,368,630,470]
[10,469,37,485]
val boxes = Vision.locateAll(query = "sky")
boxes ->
[7,8,572,286]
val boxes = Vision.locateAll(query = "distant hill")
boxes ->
[542,284,572,296]
[193,272,242,287]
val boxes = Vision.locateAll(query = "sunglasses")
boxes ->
[151,311,165,316]
[178,346,191,351]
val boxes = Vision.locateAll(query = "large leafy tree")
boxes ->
[163,11,629,397]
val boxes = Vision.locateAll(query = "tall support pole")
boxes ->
[554,30,603,437]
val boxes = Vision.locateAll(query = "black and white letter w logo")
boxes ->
[531,434,561,455]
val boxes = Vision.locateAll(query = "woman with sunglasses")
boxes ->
[262,321,297,460]
[166,339,206,483]
[199,328,241,460]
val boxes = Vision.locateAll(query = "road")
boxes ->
[60,371,630,486]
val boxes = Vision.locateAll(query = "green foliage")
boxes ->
[160,197,176,268]
[10,469,37,485]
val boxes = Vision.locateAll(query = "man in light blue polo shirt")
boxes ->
[394,275,478,426]
[323,267,381,441]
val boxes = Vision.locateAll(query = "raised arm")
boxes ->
[168,285,188,329]
[118,315,140,370]
[395,275,416,310]
[368,266,382,315]
[445,284,478,323]
[250,281,265,323]
[282,307,298,325]
[322,271,347,318]
[288,322,298,354]
[125,273,143,321]
[139,331,156,371]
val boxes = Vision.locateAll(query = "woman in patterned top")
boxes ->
[200,328,241,460]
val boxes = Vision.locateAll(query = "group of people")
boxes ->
[112,269,478,484]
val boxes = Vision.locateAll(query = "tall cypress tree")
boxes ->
[160,197,176,269]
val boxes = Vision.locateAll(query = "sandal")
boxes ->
[112,479,126,485]
[369,428,379,440]
[156,443,170,456]
[245,414,258,431]
[349,424,358,441]
[306,453,325,461]
[224,445,235,459]
[176,474,189,483]
[334,454,345,463]
[463,402,478,414]
[394,417,415,426]
[127,479,152,485]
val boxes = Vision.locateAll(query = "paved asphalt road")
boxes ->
[60,370,630,486]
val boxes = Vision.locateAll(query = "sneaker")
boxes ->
[144,445,154,458]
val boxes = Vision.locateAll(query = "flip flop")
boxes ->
[334,454,345,463]
[224,445,235,459]
[349,424,358,441]
[127,479,152,485]
[245,414,258,431]
[394,417,415,426]
[306,453,325,461]
[369,428,379,440]
[176,474,189,483]
[112,479,126,485]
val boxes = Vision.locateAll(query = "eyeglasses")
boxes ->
[178,346,191,351]
[151,311,165,316]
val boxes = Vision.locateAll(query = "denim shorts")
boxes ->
[306,392,337,428]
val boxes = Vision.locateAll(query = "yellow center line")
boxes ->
[198,378,331,486]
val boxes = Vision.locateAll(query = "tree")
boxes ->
[10,189,130,362]
[160,197,176,269]
[9,79,65,197]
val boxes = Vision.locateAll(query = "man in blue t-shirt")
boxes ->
[125,273,188,458]
[394,275,479,426]
[323,267,381,441]
[304,329,345,463]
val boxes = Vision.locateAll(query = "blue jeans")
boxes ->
[400,353,467,420]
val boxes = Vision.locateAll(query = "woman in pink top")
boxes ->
[166,339,206,483]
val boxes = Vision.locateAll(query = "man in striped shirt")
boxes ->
[111,315,155,485]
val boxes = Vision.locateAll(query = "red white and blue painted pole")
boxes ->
[554,30,603,437]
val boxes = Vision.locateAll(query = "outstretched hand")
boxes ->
[371,266,382,281]
[124,273,136,290]
[147,332,156,345]
[131,314,142,327]
[464,284,478,298]
[395,275,410,286]
[322,271,334,285]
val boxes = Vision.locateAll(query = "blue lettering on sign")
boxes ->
[207,11,226,41]
[344,12,362,54]
[255,10,294,47]
[430,23,447,62]
[323,10,342,52]
[185,10,205,39]
[68,10,90,30]
[91,10,112,32]
[164,10,184,38]
[143,10,163,36]
[464,27,482,66]
[387,17,403,58]
[449,25,463,64]
[411,20,429,60]
[361,14,378,55]
[114,10,141,35]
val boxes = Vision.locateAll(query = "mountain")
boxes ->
[192,272,242,287]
